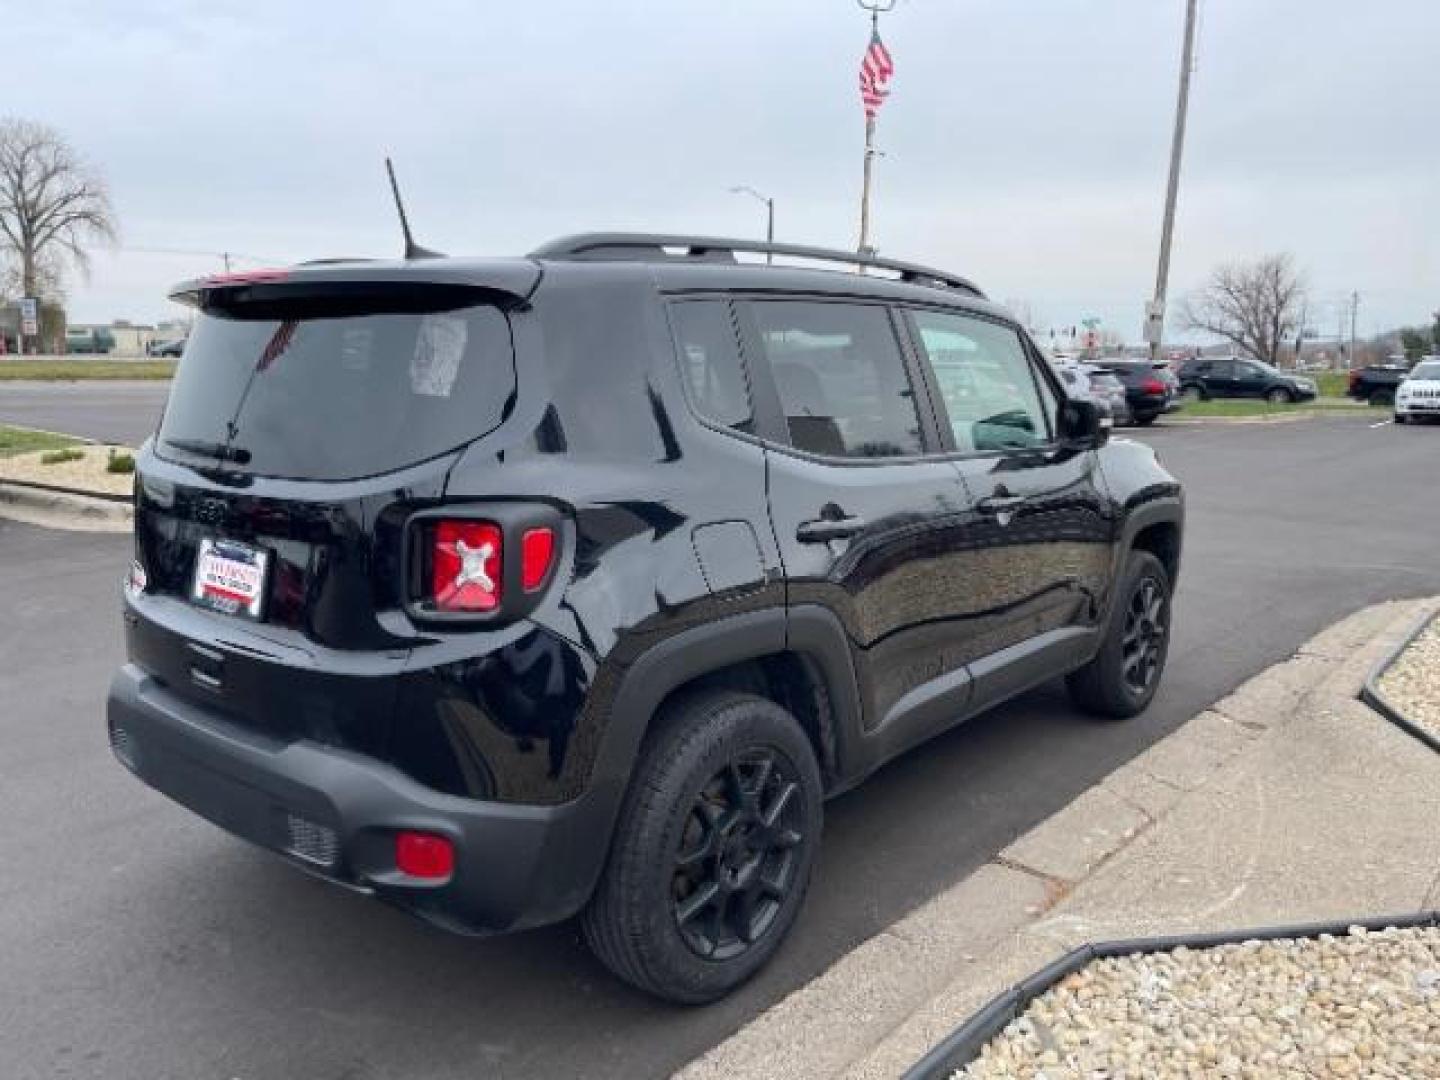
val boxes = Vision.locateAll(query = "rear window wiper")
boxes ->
[163,437,253,465]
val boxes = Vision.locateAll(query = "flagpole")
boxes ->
[858,114,876,255]
[855,0,894,256]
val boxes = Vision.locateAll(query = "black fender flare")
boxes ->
[1103,493,1184,623]
[571,604,862,901]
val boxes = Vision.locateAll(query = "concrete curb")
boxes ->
[0,480,132,532]
[1153,408,1373,427]
[1360,608,1440,756]
[675,597,1439,1080]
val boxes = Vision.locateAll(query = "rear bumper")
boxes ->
[106,663,613,934]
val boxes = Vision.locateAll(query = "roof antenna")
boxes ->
[385,157,442,259]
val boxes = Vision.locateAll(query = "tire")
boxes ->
[583,690,823,1004]
[1369,389,1395,407]
[1067,550,1172,719]
[1265,387,1293,404]
[1395,413,1407,425]
[1132,413,1158,427]
[1180,385,1205,403]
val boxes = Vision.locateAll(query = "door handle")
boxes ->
[796,515,867,543]
[977,493,1027,515]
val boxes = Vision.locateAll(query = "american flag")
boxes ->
[859,28,894,121]
[256,319,298,372]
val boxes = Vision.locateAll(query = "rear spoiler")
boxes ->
[169,258,543,312]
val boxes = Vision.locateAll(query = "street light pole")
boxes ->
[728,186,775,262]
[1148,0,1200,363]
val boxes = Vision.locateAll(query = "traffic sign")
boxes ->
[19,297,38,337]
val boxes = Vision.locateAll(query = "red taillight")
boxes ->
[520,527,556,592]
[1141,378,1166,394]
[433,520,503,612]
[395,831,454,880]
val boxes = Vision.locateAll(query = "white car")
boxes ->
[1394,359,1440,425]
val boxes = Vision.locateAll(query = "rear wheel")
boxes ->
[1370,388,1395,407]
[1068,550,1172,719]
[583,690,822,1004]
[1132,413,1158,427]
[1180,385,1205,403]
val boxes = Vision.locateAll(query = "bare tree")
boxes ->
[0,118,117,302]
[1180,254,1306,367]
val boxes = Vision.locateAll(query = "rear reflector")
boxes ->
[520,527,556,592]
[433,520,503,612]
[395,831,455,880]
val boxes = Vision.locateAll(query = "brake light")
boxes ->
[395,831,454,880]
[1141,378,1166,394]
[433,520,503,612]
[521,527,556,592]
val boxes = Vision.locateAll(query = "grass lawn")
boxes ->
[0,424,84,459]
[0,359,176,380]
[1178,396,1375,418]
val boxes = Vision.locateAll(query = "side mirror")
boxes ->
[1058,398,1108,448]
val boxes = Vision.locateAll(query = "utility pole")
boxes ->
[1350,290,1360,367]
[1147,0,1200,363]
[856,0,896,256]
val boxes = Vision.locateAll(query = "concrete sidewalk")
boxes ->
[678,598,1440,1080]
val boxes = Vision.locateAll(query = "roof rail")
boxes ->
[529,233,985,298]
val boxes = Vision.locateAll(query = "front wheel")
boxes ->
[583,690,822,1004]
[1265,387,1293,404]
[1068,550,1172,719]
[1395,412,1408,425]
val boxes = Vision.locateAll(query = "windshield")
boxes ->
[158,299,514,480]
[1408,362,1440,381]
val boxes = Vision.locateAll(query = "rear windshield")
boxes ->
[158,297,513,480]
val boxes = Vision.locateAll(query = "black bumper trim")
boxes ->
[106,664,616,934]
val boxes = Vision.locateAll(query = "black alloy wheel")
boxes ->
[1121,575,1168,694]
[672,750,806,960]
[1067,549,1172,719]
[583,690,822,1003]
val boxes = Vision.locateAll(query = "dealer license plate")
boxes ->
[190,538,270,620]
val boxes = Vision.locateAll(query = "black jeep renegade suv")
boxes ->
[108,234,1183,1003]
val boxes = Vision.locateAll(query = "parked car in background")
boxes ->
[107,233,1183,1003]
[149,338,186,357]
[1178,357,1317,404]
[1105,360,1178,426]
[1056,363,1130,425]
[1393,359,1440,424]
[1349,363,1410,406]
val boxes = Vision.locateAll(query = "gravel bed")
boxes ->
[1378,618,1440,742]
[0,444,133,496]
[956,925,1440,1078]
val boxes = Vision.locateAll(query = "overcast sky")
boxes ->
[8,0,1438,342]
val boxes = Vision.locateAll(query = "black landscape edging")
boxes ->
[1360,609,1440,756]
[0,476,132,505]
[903,910,1440,1080]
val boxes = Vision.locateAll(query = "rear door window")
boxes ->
[159,294,514,480]
[748,300,924,459]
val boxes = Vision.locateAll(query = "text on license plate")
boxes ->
[191,538,269,619]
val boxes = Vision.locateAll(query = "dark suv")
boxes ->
[107,234,1183,1003]
[1179,356,1318,403]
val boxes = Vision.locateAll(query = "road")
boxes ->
[0,380,169,445]
[2,414,1437,1080]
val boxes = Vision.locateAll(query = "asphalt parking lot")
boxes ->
[2,412,1437,1080]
